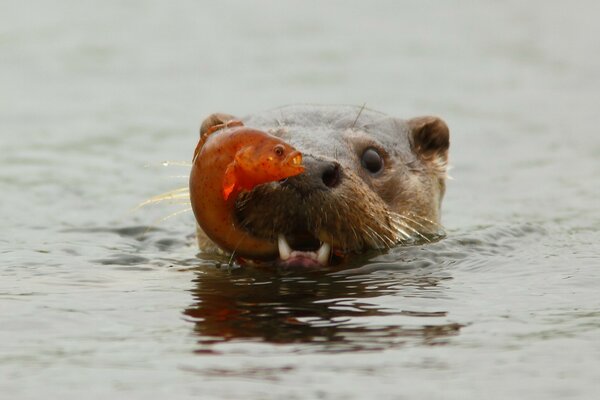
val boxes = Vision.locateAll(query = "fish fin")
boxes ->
[222,162,237,201]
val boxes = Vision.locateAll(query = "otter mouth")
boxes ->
[237,232,344,269]
[277,234,332,268]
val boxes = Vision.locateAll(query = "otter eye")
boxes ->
[274,144,285,157]
[361,148,384,174]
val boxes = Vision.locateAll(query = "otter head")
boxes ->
[194,105,449,268]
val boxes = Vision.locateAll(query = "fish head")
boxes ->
[236,138,305,187]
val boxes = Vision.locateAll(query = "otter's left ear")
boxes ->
[408,116,450,174]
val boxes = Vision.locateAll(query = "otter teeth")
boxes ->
[316,241,331,265]
[278,234,293,260]
[277,234,331,265]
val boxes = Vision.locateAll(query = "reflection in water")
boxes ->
[184,260,462,353]
[72,223,533,355]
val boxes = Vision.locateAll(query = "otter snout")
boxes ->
[282,156,341,195]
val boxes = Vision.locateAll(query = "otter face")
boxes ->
[195,105,450,268]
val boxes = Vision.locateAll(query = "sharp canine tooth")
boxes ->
[317,242,331,265]
[278,234,292,260]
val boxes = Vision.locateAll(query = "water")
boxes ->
[2,1,600,399]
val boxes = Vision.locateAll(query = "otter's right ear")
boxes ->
[193,113,241,161]
[200,113,239,136]
[408,116,450,175]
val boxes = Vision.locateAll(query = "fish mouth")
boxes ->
[283,150,305,173]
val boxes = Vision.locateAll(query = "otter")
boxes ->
[190,105,450,268]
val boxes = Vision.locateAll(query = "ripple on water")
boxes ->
[158,220,555,355]
[44,219,578,358]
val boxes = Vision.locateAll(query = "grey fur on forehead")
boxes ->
[242,104,413,155]
[244,104,387,128]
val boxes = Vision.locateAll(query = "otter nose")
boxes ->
[320,161,341,188]
[281,156,341,194]
[301,157,341,189]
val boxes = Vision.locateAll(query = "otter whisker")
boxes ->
[165,187,190,193]
[168,201,192,206]
[406,213,437,226]
[395,214,430,231]
[153,207,193,223]
[140,193,190,204]
[376,223,403,244]
[143,160,192,168]
[144,188,190,200]
[351,103,367,129]
[379,216,411,240]
[135,191,191,209]
[349,225,360,250]
[390,225,412,242]
[391,214,431,242]
[366,225,394,249]
[333,194,360,248]
[138,186,188,201]
[392,218,430,243]
[227,247,238,268]
[159,160,193,167]
[374,213,411,242]
[407,213,446,231]
[364,227,381,248]
[166,175,191,179]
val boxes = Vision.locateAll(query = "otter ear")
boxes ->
[408,116,449,175]
[199,113,240,136]
[193,113,241,161]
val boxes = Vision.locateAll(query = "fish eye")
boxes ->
[274,144,285,157]
[361,148,384,174]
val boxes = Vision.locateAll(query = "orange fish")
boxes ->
[221,135,304,200]
[189,121,304,259]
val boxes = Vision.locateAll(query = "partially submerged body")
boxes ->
[190,105,450,268]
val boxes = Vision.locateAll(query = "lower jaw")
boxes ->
[238,255,327,269]
[276,255,325,269]
[237,251,345,269]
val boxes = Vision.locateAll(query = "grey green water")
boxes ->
[2,1,600,399]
